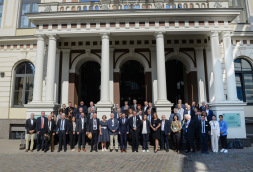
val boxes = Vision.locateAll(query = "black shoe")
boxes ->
[42,149,44,151]
[115,149,118,152]
[185,150,189,153]
[37,149,40,152]
[57,150,60,152]
[110,149,113,152]
[132,150,135,152]
[95,149,98,152]
[191,149,196,153]
[136,150,138,152]
[90,149,93,152]
[160,148,164,151]
[166,150,169,152]
[64,150,67,152]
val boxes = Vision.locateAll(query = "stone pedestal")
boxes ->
[25,103,60,119]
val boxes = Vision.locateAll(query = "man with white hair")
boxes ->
[25,113,36,152]
[184,114,196,153]
[108,113,119,152]
[200,101,206,112]
[177,104,184,122]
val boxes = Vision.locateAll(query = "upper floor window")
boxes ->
[234,58,253,104]
[19,0,40,28]
[13,62,34,106]
[0,0,4,28]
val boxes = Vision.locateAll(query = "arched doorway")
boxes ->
[79,61,101,105]
[166,59,187,105]
[120,60,145,106]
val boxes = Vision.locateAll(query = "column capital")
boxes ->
[47,34,59,40]
[100,32,110,39]
[35,34,46,41]
[61,49,71,54]
[221,31,232,38]
[154,31,165,39]
[209,31,219,38]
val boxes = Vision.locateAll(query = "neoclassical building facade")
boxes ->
[0,0,252,141]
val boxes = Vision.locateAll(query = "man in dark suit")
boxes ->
[121,101,129,112]
[87,113,99,152]
[113,103,119,113]
[44,114,56,152]
[118,113,129,152]
[114,108,121,120]
[194,109,202,150]
[160,115,171,152]
[57,113,68,152]
[205,104,213,121]
[142,101,149,114]
[199,101,206,112]
[78,101,88,114]
[86,108,95,127]
[66,102,73,115]
[184,114,196,153]
[76,112,87,152]
[198,115,211,154]
[147,109,152,122]
[108,113,119,152]
[169,108,181,121]
[129,111,141,152]
[148,102,155,115]
[25,113,36,152]
[36,111,48,152]
[130,99,138,111]
[175,99,185,111]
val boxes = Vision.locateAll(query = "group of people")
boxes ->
[25,99,228,154]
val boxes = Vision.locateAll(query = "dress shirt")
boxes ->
[122,118,125,124]
[48,121,51,131]
[81,118,84,129]
[133,116,136,127]
[31,119,33,125]
[161,120,165,131]
[142,121,147,134]
[61,119,65,130]
[147,114,152,122]
[112,119,114,127]
[93,119,97,130]
[201,121,205,133]
[73,122,76,132]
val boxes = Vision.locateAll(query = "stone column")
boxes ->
[222,31,239,101]
[210,31,225,102]
[32,35,45,103]
[96,33,113,119]
[45,34,58,103]
[61,49,71,105]
[154,32,173,119]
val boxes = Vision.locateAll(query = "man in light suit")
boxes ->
[88,101,96,113]
[129,111,141,152]
[76,112,87,152]
[177,104,185,122]
[25,113,36,152]
[118,113,129,152]
[108,113,119,152]
[57,113,68,152]
[87,113,100,152]
[169,108,181,121]
[36,111,48,152]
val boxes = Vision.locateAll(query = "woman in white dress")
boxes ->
[209,115,220,152]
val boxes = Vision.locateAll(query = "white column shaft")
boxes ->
[155,32,168,101]
[210,31,225,102]
[100,33,110,101]
[223,31,238,101]
[61,50,70,104]
[45,35,57,102]
[33,35,45,102]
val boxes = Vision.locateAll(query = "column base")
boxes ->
[25,102,60,119]
[95,100,113,119]
[210,101,247,139]
[154,100,174,119]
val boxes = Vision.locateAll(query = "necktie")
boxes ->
[134,117,136,127]
[41,118,44,129]
[202,122,204,133]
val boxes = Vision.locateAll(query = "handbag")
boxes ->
[233,139,243,149]
[227,141,234,149]
[88,132,92,139]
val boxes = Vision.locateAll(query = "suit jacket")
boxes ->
[36,117,48,132]
[129,116,141,133]
[25,118,36,134]
[86,112,95,126]
[66,106,73,114]
[119,118,129,134]
[57,119,68,132]
[68,121,76,133]
[78,105,88,114]
[198,120,211,135]
[76,117,87,133]
[169,113,181,121]
[88,118,100,133]
[114,111,120,119]
[148,106,156,114]
[46,120,56,134]
[130,104,138,111]
[185,119,196,138]
[200,106,206,112]
[108,118,119,135]
[140,120,151,134]
[142,105,149,114]
[160,119,171,134]
[206,110,214,121]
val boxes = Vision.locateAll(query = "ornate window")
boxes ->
[13,62,35,106]
[0,0,4,28]
[234,58,253,104]
[19,0,40,28]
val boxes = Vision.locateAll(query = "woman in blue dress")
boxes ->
[98,115,110,151]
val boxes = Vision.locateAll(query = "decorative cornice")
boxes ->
[100,32,110,39]
[154,31,164,39]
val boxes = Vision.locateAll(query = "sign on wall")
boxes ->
[222,113,241,128]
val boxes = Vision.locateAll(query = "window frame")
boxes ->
[19,0,40,28]
[13,62,35,107]
[234,58,253,105]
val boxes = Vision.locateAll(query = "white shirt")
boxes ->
[81,118,84,129]
[206,109,209,115]
[31,119,33,125]
[161,120,165,131]
[48,121,51,131]
[142,121,147,134]
[112,119,114,126]
[187,110,190,115]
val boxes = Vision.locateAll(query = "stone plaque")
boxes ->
[222,113,241,128]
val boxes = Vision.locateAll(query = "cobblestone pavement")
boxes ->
[0,139,252,172]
